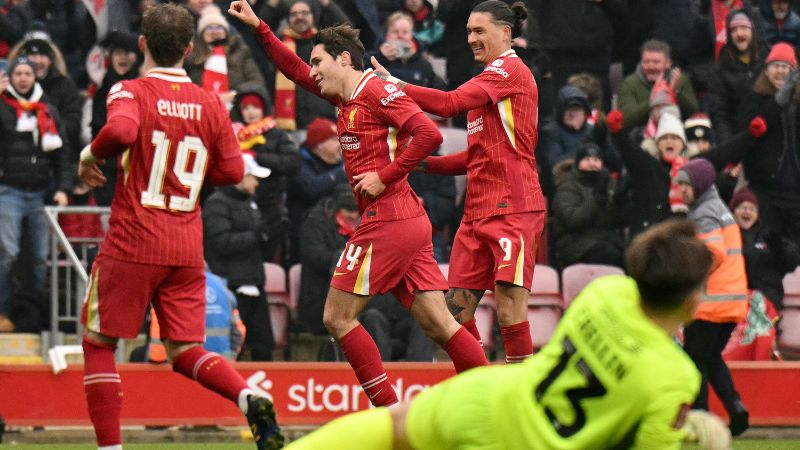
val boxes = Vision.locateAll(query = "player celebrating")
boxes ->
[372,0,544,363]
[77,5,282,450]
[284,219,733,450]
[229,0,487,407]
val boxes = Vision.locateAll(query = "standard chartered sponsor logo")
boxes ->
[467,116,484,135]
[246,371,430,412]
[339,134,360,151]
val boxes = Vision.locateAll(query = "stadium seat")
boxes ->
[438,263,449,279]
[783,267,800,307]
[288,263,302,312]
[778,308,800,356]
[528,265,563,348]
[263,263,290,352]
[561,264,625,307]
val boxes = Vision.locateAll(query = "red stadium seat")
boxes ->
[288,263,302,312]
[783,267,800,307]
[561,264,625,307]
[528,265,563,348]
[263,263,290,351]
[779,308,800,356]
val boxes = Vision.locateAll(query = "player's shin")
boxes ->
[501,321,534,363]
[82,336,123,448]
[340,324,399,406]
[171,345,252,408]
[444,326,489,372]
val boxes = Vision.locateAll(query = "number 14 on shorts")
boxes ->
[336,244,363,273]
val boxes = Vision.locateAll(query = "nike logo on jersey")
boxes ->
[497,263,512,270]
[368,389,382,400]
[333,272,348,276]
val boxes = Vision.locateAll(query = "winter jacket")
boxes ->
[39,70,82,159]
[551,163,624,268]
[756,0,800,47]
[298,196,350,334]
[0,91,71,192]
[288,147,348,229]
[203,186,266,287]
[610,126,675,238]
[366,41,446,90]
[538,86,595,174]
[741,220,800,309]
[707,9,769,142]
[407,170,455,230]
[185,33,265,94]
[617,66,699,128]
[688,185,748,323]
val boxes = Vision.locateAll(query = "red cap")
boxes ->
[305,117,338,150]
[766,42,798,69]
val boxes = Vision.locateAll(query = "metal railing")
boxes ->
[42,206,111,359]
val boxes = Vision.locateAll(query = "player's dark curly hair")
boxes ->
[142,4,194,67]
[626,219,713,312]
[472,0,528,38]
[313,25,365,71]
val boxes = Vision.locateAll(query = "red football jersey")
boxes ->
[97,68,243,267]
[463,49,545,221]
[334,69,426,222]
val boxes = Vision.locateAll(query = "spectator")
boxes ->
[129,0,161,34]
[566,72,605,125]
[230,86,302,263]
[258,0,345,129]
[537,85,595,197]
[185,5,265,109]
[9,31,83,162]
[88,31,141,207]
[334,0,395,51]
[203,153,275,361]
[684,113,742,203]
[617,39,699,129]
[0,56,71,332]
[58,180,104,241]
[401,0,444,49]
[650,0,702,70]
[297,185,358,335]
[407,157,456,263]
[527,0,628,109]
[550,143,625,269]
[708,9,768,143]
[607,109,688,238]
[287,117,347,262]
[366,11,445,90]
[3,0,91,83]
[758,0,800,47]
[675,158,750,437]
[730,187,800,310]
[361,293,435,362]
[708,42,800,247]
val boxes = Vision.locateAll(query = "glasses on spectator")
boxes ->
[289,10,311,17]
[204,24,226,32]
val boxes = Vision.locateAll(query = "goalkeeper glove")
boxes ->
[683,410,732,450]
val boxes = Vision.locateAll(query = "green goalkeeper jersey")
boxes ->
[407,275,701,450]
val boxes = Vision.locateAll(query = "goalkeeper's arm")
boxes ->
[682,410,732,450]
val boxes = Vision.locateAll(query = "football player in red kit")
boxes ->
[77,4,282,450]
[229,0,487,407]
[372,0,545,364]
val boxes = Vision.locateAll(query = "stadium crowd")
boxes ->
[2,0,800,377]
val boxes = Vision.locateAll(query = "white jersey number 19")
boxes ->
[141,130,208,212]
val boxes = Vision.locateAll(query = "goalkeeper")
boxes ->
[286,218,731,450]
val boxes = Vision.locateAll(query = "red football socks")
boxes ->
[340,325,398,406]
[461,318,483,347]
[82,337,123,447]
[172,346,249,405]
[444,326,489,373]
[501,321,533,363]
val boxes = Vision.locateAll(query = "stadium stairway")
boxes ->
[0,333,43,364]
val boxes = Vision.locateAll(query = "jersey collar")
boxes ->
[350,68,376,101]
[146,67,193,83]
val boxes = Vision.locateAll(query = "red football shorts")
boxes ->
[80,255,206,341]
[329,214,448,309]
[448,211,545,291]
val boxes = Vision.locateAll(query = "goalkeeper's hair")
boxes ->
[626,219,713,312]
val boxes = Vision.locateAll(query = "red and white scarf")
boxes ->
[712,0,743,60]
[2,83,62,151]
[202,45,229,94]
[667,154,689,214]
[233,116,277,150]
[274,27,317,131]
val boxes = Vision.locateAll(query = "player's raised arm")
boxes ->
[229,0,322,97]
[372,56,492,118]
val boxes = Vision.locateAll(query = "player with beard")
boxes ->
[372,0,544,364]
